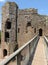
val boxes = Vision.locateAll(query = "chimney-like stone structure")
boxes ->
[1,2,18,57]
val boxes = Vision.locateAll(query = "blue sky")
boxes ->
[0,0,48,30]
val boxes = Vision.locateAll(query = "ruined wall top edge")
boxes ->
[2,2,18,9]
[18,8,38,15]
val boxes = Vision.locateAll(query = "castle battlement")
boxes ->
[18,8,38,15]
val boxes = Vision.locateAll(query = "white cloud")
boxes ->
[0,0,6,2]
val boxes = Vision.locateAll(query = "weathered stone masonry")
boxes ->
[1,2,48,57]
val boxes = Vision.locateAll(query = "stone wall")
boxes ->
[1,2,18,57]
[17,9,46,47]
[1,2,48,57]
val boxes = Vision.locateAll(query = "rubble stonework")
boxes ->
[1,2,48,57]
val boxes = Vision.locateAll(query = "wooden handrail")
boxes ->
[0,35,38,65]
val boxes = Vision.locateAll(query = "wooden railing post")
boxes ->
[17,52,21,65]
[29,43,31,56]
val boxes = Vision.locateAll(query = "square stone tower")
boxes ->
[1,2,18,57]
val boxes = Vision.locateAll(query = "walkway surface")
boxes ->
[32,37,47,65]
[0,37,47,65]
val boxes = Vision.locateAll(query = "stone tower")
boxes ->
[1,2,18,57]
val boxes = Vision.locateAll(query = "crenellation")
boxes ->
[18,8,38,15]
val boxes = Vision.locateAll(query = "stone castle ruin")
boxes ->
[1,2,48,58]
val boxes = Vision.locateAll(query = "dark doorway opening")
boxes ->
[39,29,42,36]
[3,49,7,57]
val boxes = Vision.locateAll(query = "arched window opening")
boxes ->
[3,49,7,57]
[18,28,20,33]
[6,22,11,29]
[26,22,31,33]
[5,32,9,42]
[5,19,11,29]
[27,22,31,27]
[34,28,36,33]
